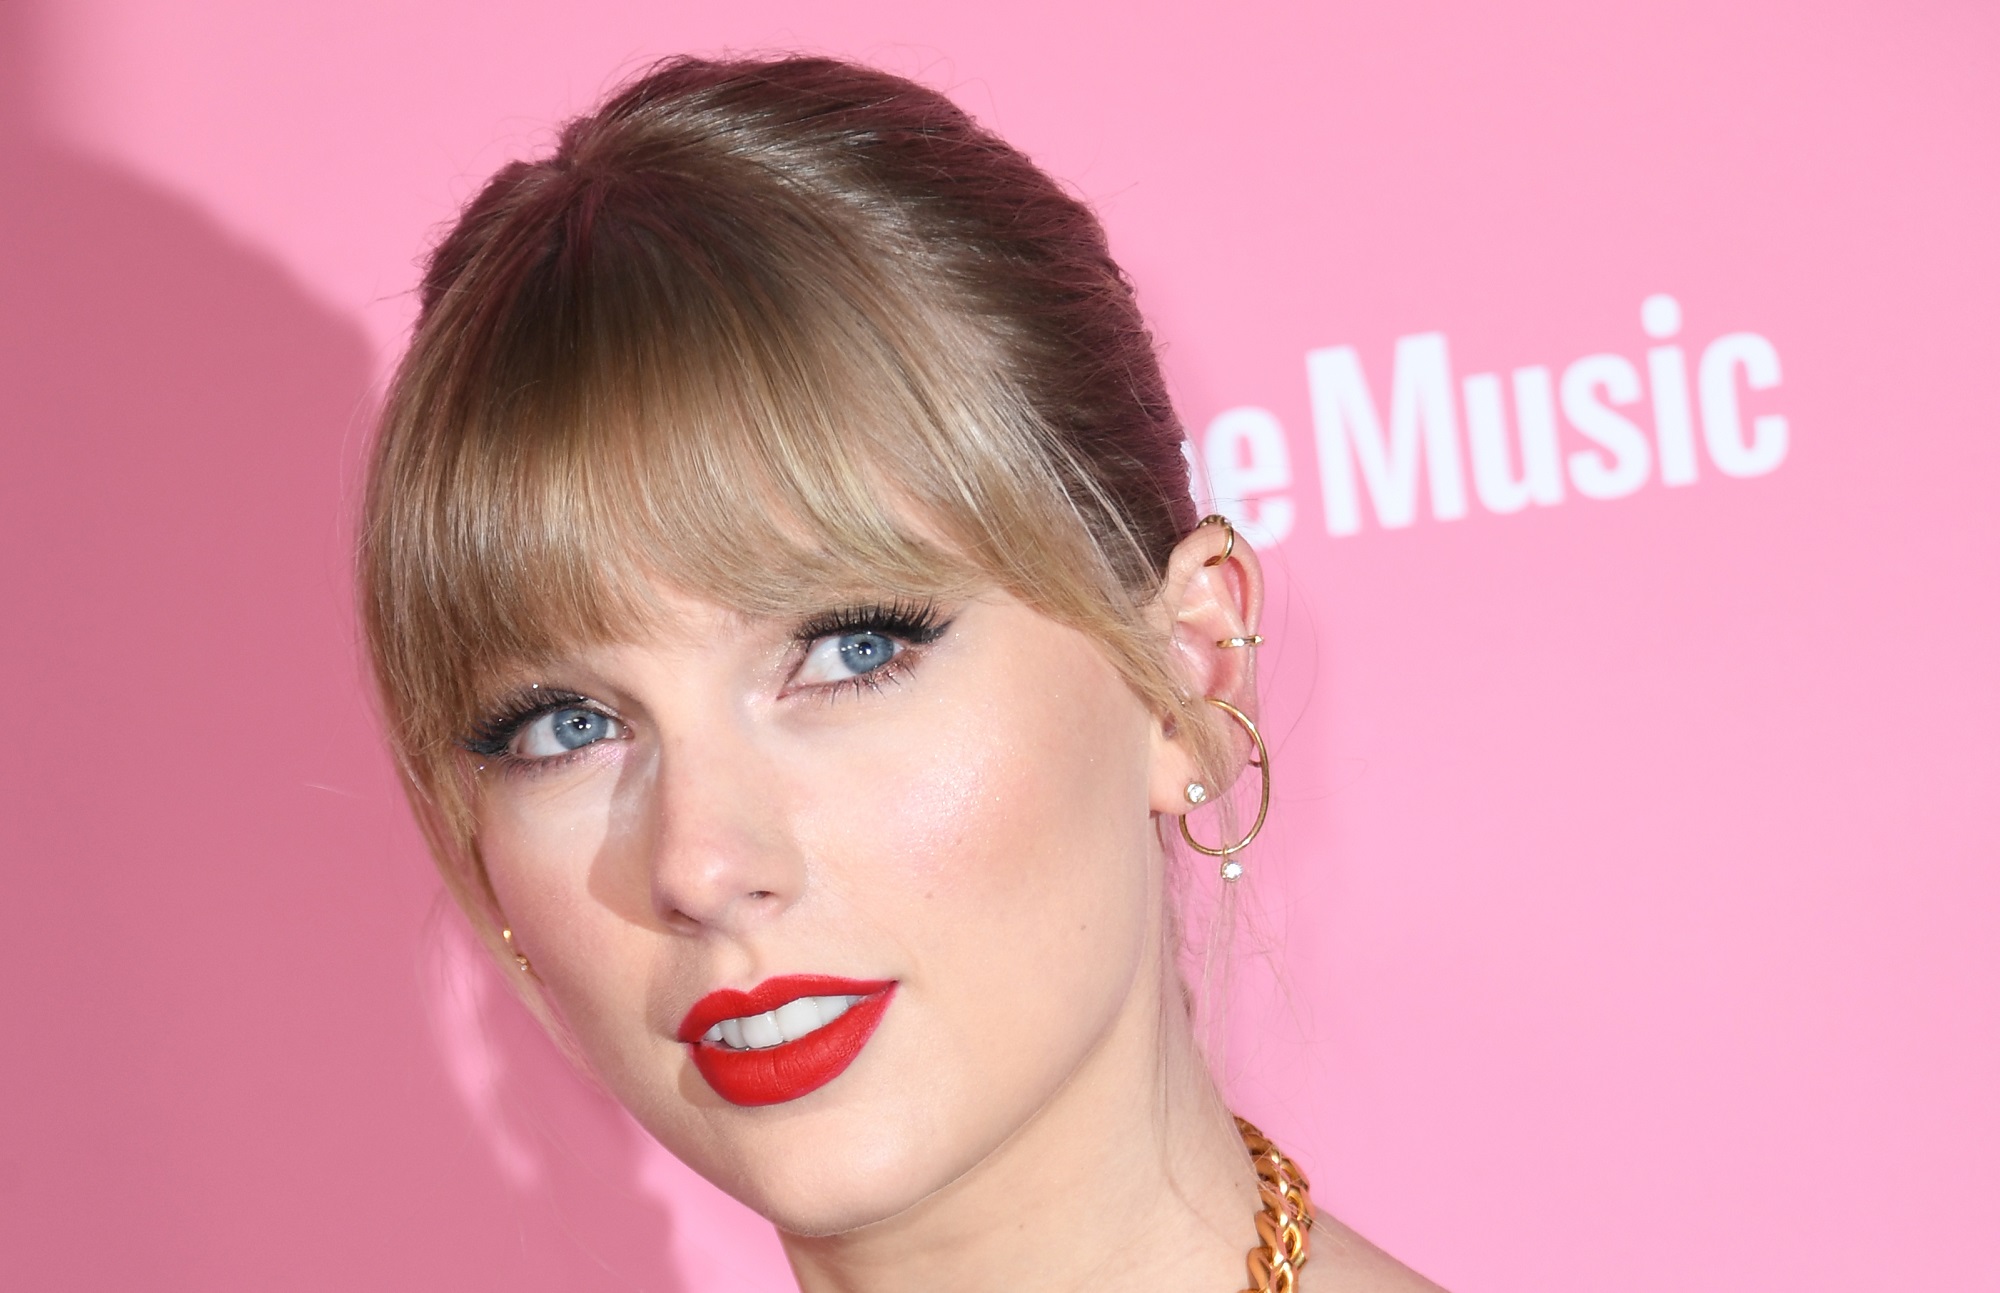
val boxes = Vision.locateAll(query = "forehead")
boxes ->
[368,229,1123,745]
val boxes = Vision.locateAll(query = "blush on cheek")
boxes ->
[857,661,1150,913]
[797,703,997,902]
[884,751,991,893]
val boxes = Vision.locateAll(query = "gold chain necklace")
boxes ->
[1235,1116,1314,1293]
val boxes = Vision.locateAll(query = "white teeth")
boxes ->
[701,994,865,1050]
[740,1011,783,1049]
[774,997,820,1039]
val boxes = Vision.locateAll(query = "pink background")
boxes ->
[4,2,1996,1288]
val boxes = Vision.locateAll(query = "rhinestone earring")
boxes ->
[1176,698,1272,881]
[1185,782,1209,805]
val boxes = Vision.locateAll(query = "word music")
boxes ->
[1201,295,1786,541]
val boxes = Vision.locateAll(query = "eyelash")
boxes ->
[458,600,953,761]
[461,688,602,761]
[790,599,950,702]
[792,598,948,647]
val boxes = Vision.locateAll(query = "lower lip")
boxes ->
[686,987,897,1107]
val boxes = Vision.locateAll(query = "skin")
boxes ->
[471,527,1444,1293]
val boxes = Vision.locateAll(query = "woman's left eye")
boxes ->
[795,630,905,687]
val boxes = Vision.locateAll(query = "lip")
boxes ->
[677,975,897,1107]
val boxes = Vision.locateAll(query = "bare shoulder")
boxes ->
[1297,1212,1451,1293]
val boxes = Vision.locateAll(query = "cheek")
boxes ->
[802,674,1151,919]
[471,762,650,1014]
[794,642,1161,1080]
[478,766,616,907]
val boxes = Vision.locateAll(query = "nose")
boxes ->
[641,721,806,932]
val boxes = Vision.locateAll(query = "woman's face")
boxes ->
[470,586,1179,1233]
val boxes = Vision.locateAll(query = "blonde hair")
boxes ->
[360,56,1222,950]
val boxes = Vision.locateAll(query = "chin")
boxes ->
[661,1102,965,1239]
[756,1179,928,1239]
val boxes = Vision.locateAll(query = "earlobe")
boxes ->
[1174,697,1271,880]
[502,925,534,974]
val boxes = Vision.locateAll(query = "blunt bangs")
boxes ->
[366,158,1158,773]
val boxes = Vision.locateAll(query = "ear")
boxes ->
[1146,517,1265,816]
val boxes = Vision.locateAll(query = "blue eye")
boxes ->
[797,629,906,688]
[788,601,951,696]
[515,706,620,758]
[836,632,896,674]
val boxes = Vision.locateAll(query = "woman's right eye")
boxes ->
[512,707,624,759]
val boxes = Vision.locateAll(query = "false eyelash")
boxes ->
[792,598,951,648]
[460,687,602,758]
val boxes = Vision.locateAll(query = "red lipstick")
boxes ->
[677,975,896,1107]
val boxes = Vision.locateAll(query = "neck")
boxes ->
[779,921,1258,1293]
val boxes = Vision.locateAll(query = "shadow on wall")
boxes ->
[0,10,687,1288]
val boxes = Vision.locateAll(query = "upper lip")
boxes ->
[675,974,896,1044]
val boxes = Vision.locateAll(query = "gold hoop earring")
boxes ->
[1197,513,1236,567]
[1177,697,1271,880]
[1217,634,1264,648]
[501,926,532,974]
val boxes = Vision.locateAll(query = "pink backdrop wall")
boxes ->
[4,3,1996,1289]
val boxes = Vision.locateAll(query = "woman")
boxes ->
[361,55,1442,1292]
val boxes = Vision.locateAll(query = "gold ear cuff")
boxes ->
[1195,518,1260,648]
[1197,513,1237,566]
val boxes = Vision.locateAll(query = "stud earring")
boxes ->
[1185,782,1210,805]
[501,926,532,974]
[1176,697,1272,881]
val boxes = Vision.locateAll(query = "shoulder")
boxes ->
[1296,1212,1451,1293]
